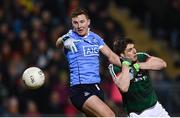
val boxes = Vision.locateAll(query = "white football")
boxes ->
[22,67,45,89]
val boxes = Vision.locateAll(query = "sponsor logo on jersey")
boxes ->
[83,45,99,56]
[134,75,148,82]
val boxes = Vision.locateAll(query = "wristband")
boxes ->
[133,63,140,72]
[122,61,131,66]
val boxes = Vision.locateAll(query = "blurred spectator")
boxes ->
[36,40,49,68]
[64,99,79,117]
[48,90,63,115]
[0,0,178,116]
[24,100,42,117]
[0,73,8,116]
[3,96,20,116]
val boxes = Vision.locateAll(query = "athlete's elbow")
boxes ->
[56,37,63,48]
[120,86,129,93]
[163,61,167,68]
[160,60,167,69]
[108,55,120,66]
[56,40,60,48]
[56,42,59,48]
[108,56,114,64]
[115,82,129,93]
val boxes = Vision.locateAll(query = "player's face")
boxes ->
[123,43,137,62]
[72,14,90,36]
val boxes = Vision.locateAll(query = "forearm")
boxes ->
[56,37,64,48]
[115,65,130,93]
[138,56,167,70]
[108,53,121,67]
[100,44,121,67]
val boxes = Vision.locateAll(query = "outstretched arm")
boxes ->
[56,36,79,53]
[100,44,121,67]
[138,56,167,70]
[56,37,64,48]
[115,65,131,93]
[108,61,131,93]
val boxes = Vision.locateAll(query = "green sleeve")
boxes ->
[113,65,122,74]
[137,52,150,62]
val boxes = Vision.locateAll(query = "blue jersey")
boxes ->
[63,30,105,86]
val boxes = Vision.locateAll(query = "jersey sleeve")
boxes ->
[108,64,121,81]
[137,52,150,62]
[113,65,122,74]
[109,64,122,75]
[62,30,74,38]
[93,33,105,49]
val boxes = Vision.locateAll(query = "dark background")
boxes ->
[0,0,180,117]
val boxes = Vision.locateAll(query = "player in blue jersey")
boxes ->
[56,8,121,116]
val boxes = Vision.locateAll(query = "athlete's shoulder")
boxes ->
[137,52,150,62]
[62,30,77,39]
[89,31,103,40]
[108,64,121,74]
[137,52,150,56]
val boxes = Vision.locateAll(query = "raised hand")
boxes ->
[121,57,132,66]
[62,36,80,53]
[121,57,140,80]
[129,63,140,80]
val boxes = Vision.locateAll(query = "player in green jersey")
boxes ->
[108,37,170,117]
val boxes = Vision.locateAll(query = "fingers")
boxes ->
[63,38,79,53]
[72,44,77,53]
[70,44,77,53]
[69,39,78,53]
[70,46,74,53]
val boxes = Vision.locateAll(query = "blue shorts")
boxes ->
[69,83,104,111]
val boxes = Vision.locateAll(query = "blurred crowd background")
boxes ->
[0,0,180,117]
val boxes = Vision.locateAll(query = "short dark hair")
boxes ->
[70,8,89,19]
[113,37,134,55]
